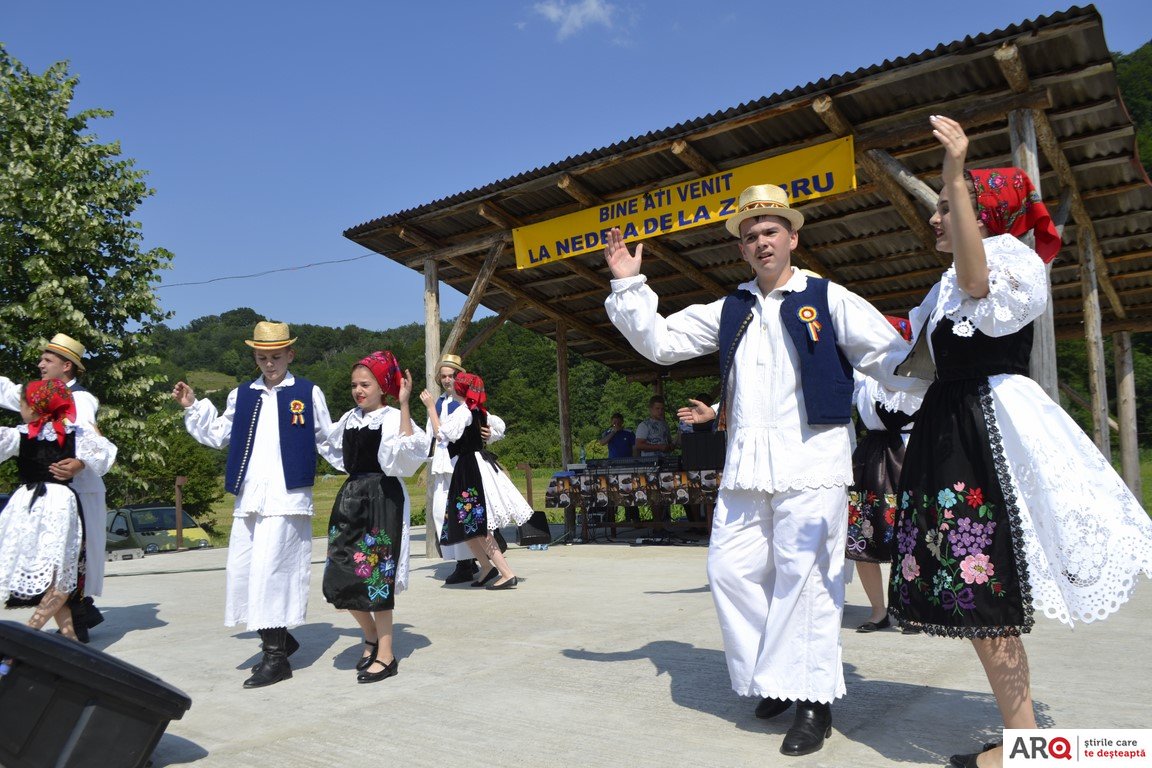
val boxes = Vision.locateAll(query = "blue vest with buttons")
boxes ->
[718,278,853,427]
[224,377,318,495]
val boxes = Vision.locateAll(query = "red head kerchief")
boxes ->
[965,167,1061,263]
[453,372,487,413]
[885,315,913,342]
[356,350,403,400]
[25,378,77,445]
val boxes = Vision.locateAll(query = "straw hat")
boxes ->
[438,353,465,372]
[724,184,805,237]
[43,333,87,372]
[244,321,297,350]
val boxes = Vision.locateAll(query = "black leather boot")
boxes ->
[250,630,300,672]
[244,627,293,689]
[754,697,792,719]
[444,560,477,584]
[780,700,832,756]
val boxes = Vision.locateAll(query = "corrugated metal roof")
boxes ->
[345,4,1152,381]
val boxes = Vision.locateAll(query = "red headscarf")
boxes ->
[25,379,77,445]
[355,351,403,399]
[453,372,487,413]
[966,167,1061,263]
[885,315,913,342]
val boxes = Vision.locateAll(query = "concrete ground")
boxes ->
[16,527,1152,767]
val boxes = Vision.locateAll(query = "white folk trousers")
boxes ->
[77,490,107,596]
[706,485,848,704]
[224,514,312,630]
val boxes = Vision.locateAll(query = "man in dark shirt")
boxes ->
[598,412,636,458]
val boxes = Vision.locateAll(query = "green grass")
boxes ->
[203,464,564,544]
[186,369,238,394]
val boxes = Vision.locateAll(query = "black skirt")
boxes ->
[887,379,1031,637]
[846,430,904,564]
[441,451,489,546]
[323,473,406,611]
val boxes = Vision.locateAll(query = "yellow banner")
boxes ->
[513,137,855,270]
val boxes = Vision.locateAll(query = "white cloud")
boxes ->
[533,0,615,40]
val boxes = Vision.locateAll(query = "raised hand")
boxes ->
[172,381,196,408]
[603,227,643,279]
[677,398,716,426]
[398,369,413,403]
[419,389,434,409]
[930,114,969,187]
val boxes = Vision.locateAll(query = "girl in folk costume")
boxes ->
[322,352,427,684]
[847,317,921,634]
[888,116,1152,768]
[429,373,532,590]
[0,379,116,638]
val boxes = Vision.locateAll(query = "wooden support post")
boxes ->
[424,257,441,558]
[1113,331,1142,499]
[1079,234,1111,458]
[1008,108,1059,401]
[443,240,506,355]
[556,320,573,467]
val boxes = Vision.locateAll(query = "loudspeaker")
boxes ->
[0,620,191,768]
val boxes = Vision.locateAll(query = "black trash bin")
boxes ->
[0,620,192,768]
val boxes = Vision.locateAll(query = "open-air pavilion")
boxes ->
[344,5,1150,503]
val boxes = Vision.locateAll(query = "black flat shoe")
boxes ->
[471,568,499,587]
[357,656,399,684]
[949,753,980,768]
[902,624,923,635]
[780,701,832,756]
[486,576,518,590]
[856,616,891,633]
[355,639,379,672]
[754,697,792,719]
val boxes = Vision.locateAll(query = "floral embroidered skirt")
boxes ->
[888,379,1031,638]
[323,473,405,612]
[846,430,904,564]
[2,483,86,608]
[442,452,490,546]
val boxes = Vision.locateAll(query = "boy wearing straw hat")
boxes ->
[603,184,917,756]
[421,353,506,584]
[0,333,114,640]
[172,321,337,689]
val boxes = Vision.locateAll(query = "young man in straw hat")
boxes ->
[604,184,917,756]
[0,333,116,641]
[420,353,506,584]
[172,321,336,689]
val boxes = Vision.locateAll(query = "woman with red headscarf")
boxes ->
[429,372,532,590]
[889,116,1152,768]
[321,352,427,684]
[0,379,116,639]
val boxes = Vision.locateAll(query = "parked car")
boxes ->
[106,504,212,554]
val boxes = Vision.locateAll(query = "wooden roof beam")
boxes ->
[995,42,1125,319]
[479,197,608,290]
[813,95,950,267]
[399,231,510,268]
[443,240,506,356]
[670,139,718,176]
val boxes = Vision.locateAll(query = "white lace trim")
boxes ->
[936,234,1048,338]
[0,486,83,602]
[990,375,1152,627]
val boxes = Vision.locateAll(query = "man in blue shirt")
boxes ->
[598,412,635,458]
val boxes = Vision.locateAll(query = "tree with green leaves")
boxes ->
[0,44,172,502]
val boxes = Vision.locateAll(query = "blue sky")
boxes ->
[4,1,1149,332]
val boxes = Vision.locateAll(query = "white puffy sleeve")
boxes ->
[938,234,1048,338]
[605,275,723,364]
[321,410,351,473]
[486,412,506,444]
[74,427,117,476]
[377,409,428,477]
[183,389,237,449]
[438,405,473,443]
[0,426,19,460]
[0,376,22,413]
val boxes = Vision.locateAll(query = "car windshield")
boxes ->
[130,508,197,533]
